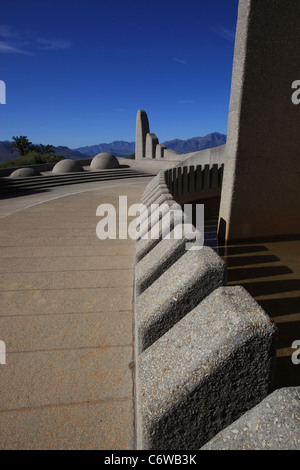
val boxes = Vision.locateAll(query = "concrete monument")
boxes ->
[135,109,150,160]
[218,0,300,241]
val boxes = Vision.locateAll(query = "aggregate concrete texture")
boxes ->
[218,0,300,240]
[201,387,300,450]
[0,177,151,449]
[135,110,150,160]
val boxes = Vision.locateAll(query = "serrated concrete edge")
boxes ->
[134,168,278,450]
[201,386,300,450]
[136,246,226,354]
[135,226,200,296]
[136,286,278,450]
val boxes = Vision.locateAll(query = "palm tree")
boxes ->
[10,136,33,156]
[39,144,55,155]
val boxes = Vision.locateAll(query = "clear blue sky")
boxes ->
[0,0,239,148]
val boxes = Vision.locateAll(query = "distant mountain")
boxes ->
[51,146,90,160]
[0,132,226,163]
[163,133,226,154]
[74,133,226,157]
[0,141,90,163]
[75,141,135,158]
[0,141,19,162]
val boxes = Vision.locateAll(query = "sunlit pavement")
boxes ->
[0,178,150,450]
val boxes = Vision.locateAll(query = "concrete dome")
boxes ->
[9,167,41,178]
[52,159,84,174]
[90,153,120,170]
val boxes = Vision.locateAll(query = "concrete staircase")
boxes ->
[0,168,155,196]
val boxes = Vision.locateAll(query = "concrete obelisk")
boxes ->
[135,109,150,160]
[218,0,300,241]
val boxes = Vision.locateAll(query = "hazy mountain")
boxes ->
[0,142,19,162]
[0,141,90,162]
[0,132,226,163]
[75,141,135,158]
[74,133,226,157]
[51,146,90,160]
[163,133,226,154]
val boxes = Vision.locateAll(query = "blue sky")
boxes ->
[0,0,239,148]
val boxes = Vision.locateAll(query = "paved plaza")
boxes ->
[0,177,151,449]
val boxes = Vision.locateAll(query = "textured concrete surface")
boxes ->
[218,0,300,240]
[201,387,300,450]
[0,177,151,449]
[137,200,181,241]
[136,247,226,353]
[137,286,277,450]
[140,183,169,206]
[90,153,119,170]
[135,110,150,160]
[52,159,84,174]
[9,167,41,178]
[135,227,199,296]
[135,206,185,262]
[145,133,159,160]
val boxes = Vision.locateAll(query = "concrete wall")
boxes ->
[177,144,226,167]
[135,109,150,160]
[134,169,281,450]
[145,133,159,159]
[165,163,224,204]
[122,158,178,174]
[218,0,300,241]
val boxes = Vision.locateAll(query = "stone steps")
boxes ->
[0,168,155,195]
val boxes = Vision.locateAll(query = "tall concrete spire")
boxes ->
[145,133,159,159]
[135,110,150,160]
[218,0,300,241]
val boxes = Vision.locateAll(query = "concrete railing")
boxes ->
[165,163,224,204]
[134,168,299,450]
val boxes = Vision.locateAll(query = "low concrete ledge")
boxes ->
[137,193,174,230]
[136,247,226,354]
[201,387,300,450]
[141,183,170,205]
[136,286,277,450]
[142,171,164,196]
[136,205,184,262]
[137,200,182,241]
[135,226,199,296]
[141,179,165,200]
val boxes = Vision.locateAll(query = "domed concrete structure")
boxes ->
[52,159,84,174]
[9,167,41,178]
[90,153,120,170]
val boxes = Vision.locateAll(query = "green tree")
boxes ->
[10,136,33,156]
[39,144,55,155]
[126,152,135,159]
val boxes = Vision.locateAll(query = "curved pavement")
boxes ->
[0,177,151,449]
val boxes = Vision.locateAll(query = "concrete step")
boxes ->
[0,169,155,195]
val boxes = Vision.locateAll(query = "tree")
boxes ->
[10,136,33,156]
[39,144,55,155]
[126,152,135,159]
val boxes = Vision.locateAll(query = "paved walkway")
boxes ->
[0,177,150,450]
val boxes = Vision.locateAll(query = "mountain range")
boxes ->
[0,132,226,163]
